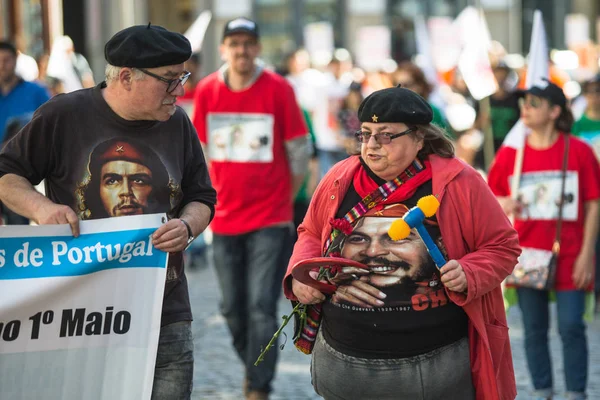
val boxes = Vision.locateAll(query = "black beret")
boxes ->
[105,23,191,68]
[358,86,433,125]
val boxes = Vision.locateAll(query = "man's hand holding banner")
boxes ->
[0,214,168,400]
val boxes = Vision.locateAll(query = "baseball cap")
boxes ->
[223,17,259,41]
[522,78,567,109]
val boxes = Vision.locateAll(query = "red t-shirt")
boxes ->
[192,69,307,234]
[488,134,600,290]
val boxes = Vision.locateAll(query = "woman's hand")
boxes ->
[292,276,326,305]
[572,251,595,289]
[440,260,468,293]
[332,278,386,308]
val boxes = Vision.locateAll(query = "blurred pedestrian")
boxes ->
[43,76,65,97]
[488,79,600,400]
[312,50,352,178]
[337,81,363,155]
[0,24,217,400]
[285,48,349,179]
[572,73,600,310]
[47,35,95,92]
[178,51,202,115]
[0,41,50,143]
[472,60,521,170]
[0,40,50,225]
[192,17,309,400]
[572,74,600,158]
[488,61,521,151]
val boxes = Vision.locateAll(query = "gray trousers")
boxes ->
[311,330,475,400]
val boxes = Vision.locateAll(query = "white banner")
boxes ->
[0,214,168,400]
[354,25,391,72]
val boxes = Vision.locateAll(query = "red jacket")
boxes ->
[283,155,520,400]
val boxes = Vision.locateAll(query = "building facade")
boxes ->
[154,0,599,77]
[1,0,599,83]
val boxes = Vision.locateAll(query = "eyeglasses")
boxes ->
[225,39,258,49]
[355,127,417,144]
[518,97,543,109]
[137,68,191,93]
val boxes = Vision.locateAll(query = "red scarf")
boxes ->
[353,159,433,204]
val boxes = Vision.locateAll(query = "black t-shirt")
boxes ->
[322,159,468,358]
[0,82,217,326]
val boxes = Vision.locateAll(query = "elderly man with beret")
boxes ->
[284,85,520,400]
[0,24,216,399]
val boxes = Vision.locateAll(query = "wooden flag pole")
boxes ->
[480,96,495,171]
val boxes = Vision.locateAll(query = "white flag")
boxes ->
[413,15,445,110]
[184,10,213,54]
[502,10,549,149]
[414,15,438,88]
[455,7,498,101]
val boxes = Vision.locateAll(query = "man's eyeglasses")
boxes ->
[518,97,543,109]
[137,68,191,93]
[355,127,418,144]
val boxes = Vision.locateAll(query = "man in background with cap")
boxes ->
[192,16,309,400]
[0,24,216,399]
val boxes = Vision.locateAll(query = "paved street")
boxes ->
[188,259,600,400]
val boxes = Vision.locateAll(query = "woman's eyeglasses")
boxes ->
[136,68,191,93]
[518,97,543,109]
[355,127,417,144]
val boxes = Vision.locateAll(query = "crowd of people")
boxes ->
[1,14,600,400]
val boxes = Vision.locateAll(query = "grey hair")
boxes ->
[104,64,146,83]
[414,124,455,159]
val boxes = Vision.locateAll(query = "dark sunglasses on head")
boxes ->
[136,68,191,93]
[355,127,418,144]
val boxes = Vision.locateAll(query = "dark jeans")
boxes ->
[151,321,194,400]
[312,331,474,399]
[517,288,587,399]
[212,226,293,393]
